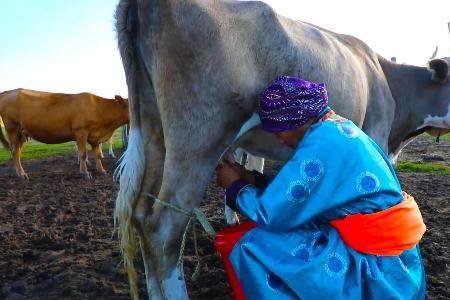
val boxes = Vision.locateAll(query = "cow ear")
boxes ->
[428,58,449,83]
[114,95,123,101]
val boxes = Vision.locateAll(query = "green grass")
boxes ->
[396,162,450,175]
[1,128,448,176]
[0,129,124,162]
[420,132,450,142]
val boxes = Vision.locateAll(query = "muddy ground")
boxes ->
[0,137,449,300]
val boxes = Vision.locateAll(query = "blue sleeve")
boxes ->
[234,121,403,232]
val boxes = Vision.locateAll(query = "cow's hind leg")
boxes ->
[92,143,107,175]
[149,154,221,299]
[99,143,105,159]
[144,126,237,299]
[116,128,166,300]
[107,137,116,158]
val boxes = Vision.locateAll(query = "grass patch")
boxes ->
[420,133,450,142]
[396,162,450,175]
[0,129,124,162]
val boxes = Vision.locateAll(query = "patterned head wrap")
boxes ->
[259,76,329,132]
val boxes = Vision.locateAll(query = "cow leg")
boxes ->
[134,157,166,300]
[116,128,166,300]
[92,143,107,175]
[108,138,116,158]
[14,139,27,179]
[5,122,28,179]
[99,143,105,159]
[143,135,234,300]
[75,133,91,179]
[75,145,92,166]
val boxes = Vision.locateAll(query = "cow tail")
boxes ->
[114,1,144,299]
[0,116,10,150]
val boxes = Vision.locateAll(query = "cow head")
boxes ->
[386,55,450,161]
[115,94,128,104]
[423,58,450,137]
[114,95,130,123]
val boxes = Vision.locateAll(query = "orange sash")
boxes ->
[330,192,426,256]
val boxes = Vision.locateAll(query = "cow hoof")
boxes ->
[83,172,92,179]
[18,173,29,180]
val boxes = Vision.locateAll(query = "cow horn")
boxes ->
[429,46,438,60]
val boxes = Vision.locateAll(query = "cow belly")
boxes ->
[22,126,74,144]
[88,131,114,144]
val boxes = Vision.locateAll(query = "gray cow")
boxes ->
[114,0,450,299]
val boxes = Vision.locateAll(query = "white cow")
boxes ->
[114,1,450,298]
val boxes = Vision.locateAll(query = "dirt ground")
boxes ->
[0,138,449,300]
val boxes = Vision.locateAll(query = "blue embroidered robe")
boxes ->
[229,117,426,300]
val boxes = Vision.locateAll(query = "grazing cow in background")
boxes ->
[114,0,450,298]
[0,89,129,178]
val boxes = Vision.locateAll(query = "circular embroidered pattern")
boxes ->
[356,171,381,194]
[266,273,283,292]
[338,123,359,138]
[301,159,324,182]
[325,253,348,278]
[290,243,312,263]
[286,181,308,203]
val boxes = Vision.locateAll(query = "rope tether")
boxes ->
[143,193,216,280]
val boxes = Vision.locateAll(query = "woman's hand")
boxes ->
[216,159,257,188]
[223,156,256,184]
[216,162,241,189]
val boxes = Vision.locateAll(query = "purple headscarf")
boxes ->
[259,76,329,132]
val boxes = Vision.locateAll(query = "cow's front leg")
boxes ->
[15,139,27,179]
[11,133,27,179]
[5,122,28,179]
[92,143,107,175]
[75,132,91,179]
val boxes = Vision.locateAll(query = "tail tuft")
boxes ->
[114,129,146,300]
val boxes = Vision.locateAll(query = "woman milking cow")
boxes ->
[215,76,426,299]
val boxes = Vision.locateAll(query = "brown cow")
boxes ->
[0,89,129,179]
